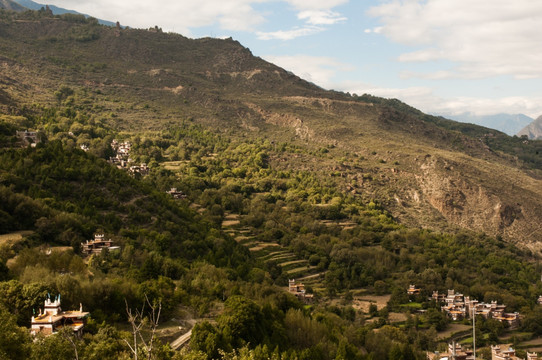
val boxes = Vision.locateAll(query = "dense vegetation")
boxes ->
[2,101,542,359]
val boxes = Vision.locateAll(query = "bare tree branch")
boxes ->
[125,295,162,360]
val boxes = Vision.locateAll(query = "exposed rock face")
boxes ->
[245,102,315,141]
[415,155,542,250]
[517,115,542,140]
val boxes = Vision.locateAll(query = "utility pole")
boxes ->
[472,304,476,360]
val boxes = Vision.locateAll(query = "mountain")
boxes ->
[3,10,542,359]
[518,115,542,140]
[439,112,534,136]
[11,0,117,26]
[1,10,542,251]
[0,0,26,11]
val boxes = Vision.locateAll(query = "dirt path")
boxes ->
[168,317,201,350]
[171,329,193,350]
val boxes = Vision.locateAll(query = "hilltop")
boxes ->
[0,9,541,249]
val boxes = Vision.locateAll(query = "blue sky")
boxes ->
[43,0,542,118]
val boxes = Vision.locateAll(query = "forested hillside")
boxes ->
[1,8,542,360]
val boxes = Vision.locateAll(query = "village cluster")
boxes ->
[408,285,542,360]
[108,139,149,176]
[426,342,539,360]
[408,285,524,328]
[21,249,542,360]
[14,131,150,176]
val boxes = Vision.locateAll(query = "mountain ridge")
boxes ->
[439,112,533,136]
[0,10,541,249]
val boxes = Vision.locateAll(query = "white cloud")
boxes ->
[258,1,348,40]
[44,0,348,37]
[44,0,267,33]
[364,27,382,34]
[368,0,542,79]
[285,0,349,11]
[297,10,347,25]
[434,96,542,118]
[256,27,324,40]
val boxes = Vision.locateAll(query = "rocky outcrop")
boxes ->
[414,155,542,249]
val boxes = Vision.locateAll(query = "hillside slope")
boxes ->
[0,10,541,249]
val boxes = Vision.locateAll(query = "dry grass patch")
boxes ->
[0,230,33,246]
[279,259,307,267]
[249,243,279,251]
[162,161,186,171]
[287,265,317,274]
[222,220,240,227]
[388,312,407,323]
[269,254,296,261]
[518,337,542,347]
[437,324,471,340]
[351,294,391,312]
[234,235,250,242]
[297,272,326,281]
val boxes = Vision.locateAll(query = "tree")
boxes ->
[522,307,542,335]
[30,332,74,360]
[190,321,225,359]
[218,296,265,349]
[0,308,31,359]
[54,86,74,103]
[58,327,82,360]
[83,325,125,360]
[0,258,9,281]
[425,308,448,331]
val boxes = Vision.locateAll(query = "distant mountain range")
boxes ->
[518,115,542,140]
[438,112,534,136]
[6,0,116,26]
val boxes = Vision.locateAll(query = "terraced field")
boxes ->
[222,213,325,290]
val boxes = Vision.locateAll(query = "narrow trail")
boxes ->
[170,329,192,350]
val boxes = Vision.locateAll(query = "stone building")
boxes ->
[31,294,89,337]
[81,234,120,255]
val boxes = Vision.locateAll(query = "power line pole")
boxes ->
[472,304,476,360]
